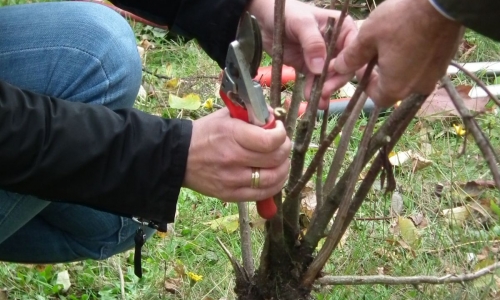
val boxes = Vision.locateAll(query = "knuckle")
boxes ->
[259,134,274,152]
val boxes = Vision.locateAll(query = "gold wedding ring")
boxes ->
[251,168,260,189]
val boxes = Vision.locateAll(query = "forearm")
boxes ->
[430,0,500,41]
[109,0,251,67]
[0,80,191,224]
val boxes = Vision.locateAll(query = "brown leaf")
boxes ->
[140,39,154,50]
[300,181,317,219]
[456,180,496,199]
[417,86,489,119]
[164,278,182,295]
[173,260,186,278]
[0,289,8,300]
[409,212,429,229]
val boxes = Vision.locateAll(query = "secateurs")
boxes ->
[219,12,278,219]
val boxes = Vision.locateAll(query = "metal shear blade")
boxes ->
[221,12,269,126]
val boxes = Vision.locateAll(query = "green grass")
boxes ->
[3,2,500,299]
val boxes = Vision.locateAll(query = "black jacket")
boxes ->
[432,0,500,41]
[0,0,249,225]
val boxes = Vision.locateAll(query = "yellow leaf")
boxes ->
[203,98,214,109]
[453,123,467,136]
[204,214,240,234]
[398,216,420,249]
[168,93,201,110]
[156,231,168,238]
[187,271,203,282]
[165,78,180,90]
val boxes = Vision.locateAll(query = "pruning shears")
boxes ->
[219,12,278,219]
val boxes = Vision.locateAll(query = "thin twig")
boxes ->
[354,216,392,221]
[450,61,500,108]
[216,237,250,283]
[269,0,286,108]
[316,108,330,208]
[285,60,375,203]
[113,257,126,300]
[442,77,500,188]
[296,17,336,154]
[323,93,368,196]
[317,262,500,285]
[295,0,349,153]
[285,71,305,138]
[302,94,427,256]
[302,105,379,287]
[237,202,254,276]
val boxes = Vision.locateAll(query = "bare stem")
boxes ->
[323,93,368,196]
[315,108,330,208]
[237,202,254,276]
[269,0,286,108]
[285,71,305,138]
[302,105,379,287]
[286,60,375,203]
[302,94,427,255]
[442,77,500,188]
[216,237,250,284]
[318,262,500,285]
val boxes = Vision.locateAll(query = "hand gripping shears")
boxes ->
[219,12,278,219]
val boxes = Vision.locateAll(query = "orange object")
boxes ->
[284,98,352,118]
[254,65,296,87]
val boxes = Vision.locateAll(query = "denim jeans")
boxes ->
[0,1,155,263]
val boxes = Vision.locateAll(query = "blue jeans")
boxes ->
[0,1,154,263]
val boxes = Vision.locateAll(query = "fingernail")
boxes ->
[310,57,325,74]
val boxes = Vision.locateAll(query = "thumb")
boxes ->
[333,36,376,75]
[290,17,327,74]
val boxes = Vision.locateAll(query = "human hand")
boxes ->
[333,0,463,107]
[183,108,291,202]
[248,0,358,109]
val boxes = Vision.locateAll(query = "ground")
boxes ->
[2,1,500,299]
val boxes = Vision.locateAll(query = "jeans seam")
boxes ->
[0,45,111,104]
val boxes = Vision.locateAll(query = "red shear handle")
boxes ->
[257,112,277,219]
[219,90,250,122]
[220,90,278,219]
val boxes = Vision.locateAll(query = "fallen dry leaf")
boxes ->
[164,278,182,295]
[409,212,429,229]
[442,206,471,226]
[301,183,317,219]
[174,260,186,278]
[204,214,239,234]
[417,85,489,119]
[0,289,7,300]
[398,216,421,249]
[140,39,154,50]
[56,270,71,293]
[389,150,433,172]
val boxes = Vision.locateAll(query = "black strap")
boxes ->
[134,227,146,278]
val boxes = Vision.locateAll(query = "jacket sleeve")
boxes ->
[109,0,251,68]
[0,80,191,224]
[430,0,500,41]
